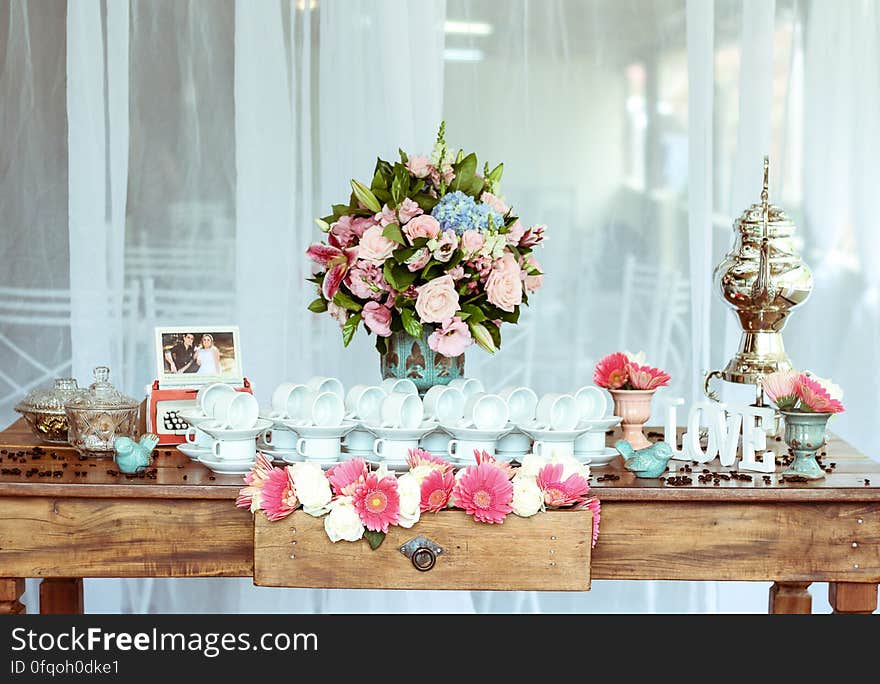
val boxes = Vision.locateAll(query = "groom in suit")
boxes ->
[165,333,197,373]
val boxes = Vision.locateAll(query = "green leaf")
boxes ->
[364,530,386,550]
[382,222,405,245]
[391,174,403,205]
[391,263,418,290]
[307,297,328,313]
[350,179,382,213]
[393,246,418,264]
[468,321,497,353]
[413,193,439,212]
[451,153,477,192]
[460,304,486,323]
[383,261,399,290]
[486,320,502,349]
[412,237,429,249]
[400,308,423,339]
[464,175,485,197]
[341,312,361,347]
[371,169,388,193]
[332,203,352,218]
[398,148,408,164]
[332,290,362,312]
[373,188,391,204]
[314,218,331,233]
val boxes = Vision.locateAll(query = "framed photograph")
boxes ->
[154,326,244,387]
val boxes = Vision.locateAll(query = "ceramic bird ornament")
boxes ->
[114,434,159,474]
[615,439,673,479]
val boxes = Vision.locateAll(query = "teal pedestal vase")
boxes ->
[781,410,831,480]
[380,330,464,394]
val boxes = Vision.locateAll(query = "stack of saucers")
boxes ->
[518,392,589,460]
[362,389,436,470]
[571,385,620,466]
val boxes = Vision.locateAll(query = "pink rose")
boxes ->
[374,204,398,227]
[403,214,441,244]
[481,191,509,216]
[428,316,473,357]
[460,229,484,257]
[347,261,386,300]
[485,254,523,313]
[506,219,526,246]
[522,254,544,293]
[358,225,397,264]
[447,265,465,281]
[405,247,431,272]
[407,155,431,178]
[415,275,460,324]
[397,198,423,224]
[432,229,458,262]
[362,301,392,337]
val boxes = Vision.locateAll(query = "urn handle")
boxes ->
[703,370,723,402]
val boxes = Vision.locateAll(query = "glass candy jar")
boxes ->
[14,378,88,444]
[65,366,140,458]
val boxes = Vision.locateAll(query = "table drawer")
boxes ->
[254,509,592,591]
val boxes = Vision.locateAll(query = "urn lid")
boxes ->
[14,378,87,416]
[733,156,796,230]
[64,366,139,411]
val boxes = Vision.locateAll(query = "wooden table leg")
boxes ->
[828,582,878,614]
[769,582,812,614]
[0,578,26,615]
[39,578,84,614]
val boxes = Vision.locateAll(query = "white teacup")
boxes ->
[574,430,606,454]
[380,378,418,395]
[344,428,376,452]
[500,386,539,424]
[263,428,298,450]
[185,426,213,449]
[211,438,257,462]
[380,392,423,429]
[535,393,579,431]
[533,440,575,458]
[496,431,532,454]
[423,385,465,425]
[420,430,452,454]
[372,438,419,461]
[344,384,385,423]
[270,382,308,418]
[296,436,341,461]
[292,390,345,427]
[463,393,509,431]
[447,378,485,397]
[196,383,235,417]
[574,386,608,422]
[447,438,495,463]
[212,392,259,430]
[306,376,345,399]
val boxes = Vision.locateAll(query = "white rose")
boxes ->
[624,350,646,366]
[409,464,439,485]
[803,371,844,401]
[323,496,365,543]
[415,275,459,323]
[290,462,332,516]
[550,453,591,481]
[396,473,422,529]
[511,475,544,517]
[519,453,549,479]
[358,225,397,264]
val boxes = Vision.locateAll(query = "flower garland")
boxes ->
[238,449,601,549]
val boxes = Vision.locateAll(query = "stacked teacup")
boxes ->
[571,385,621,466]
[443,388,511,465]
[496,386,539,460]
[518,392,586,460]
[368,389,436,464]
[341,384,387,457]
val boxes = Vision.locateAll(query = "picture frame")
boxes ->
[154,326,244,387]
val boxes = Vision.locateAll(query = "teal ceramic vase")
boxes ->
[781,410,831,480]
[380,330,464,394]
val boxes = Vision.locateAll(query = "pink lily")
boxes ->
[306,239,358,300]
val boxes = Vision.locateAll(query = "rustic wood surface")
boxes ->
[828,582,878,614]
[40,578,84,614]
[255,509,591,591]
[0,578,26,615]
[769,582,812,614]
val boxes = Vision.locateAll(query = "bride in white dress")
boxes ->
[195,333,222,375]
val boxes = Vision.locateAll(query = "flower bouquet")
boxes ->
[238,449,600,550]
[761,370,844,480]
[305,123,546,387]
[593,351,670,449]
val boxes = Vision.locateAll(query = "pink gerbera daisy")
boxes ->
[327,458,368,497]
[537,463,591,507]
[353,473,400,532]
[474,449,516,479]
[585,498,601,548]
[593,352,631,389]
[627,363,671,390]
[260,466,300,521]
[761,370,800,410]
[453,463,514,524]
[797,375,845,414]
[420,469,456,513]
[406,448,453,473]
[236,452,275,512]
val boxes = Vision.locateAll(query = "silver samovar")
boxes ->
[705,157,813,403]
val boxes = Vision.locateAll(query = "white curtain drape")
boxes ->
[5,0,878,614]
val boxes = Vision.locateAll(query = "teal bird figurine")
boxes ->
[114,434,159,474]
[615,439,673,479]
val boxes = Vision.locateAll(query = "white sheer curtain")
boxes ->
[4,0,878,614]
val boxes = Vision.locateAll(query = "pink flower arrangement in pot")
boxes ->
[593,351,670,449]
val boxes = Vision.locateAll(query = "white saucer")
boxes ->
[342,448,374,459]
[280,453,305,465]
[519,422,589,442]
[441,423,513,440]
[577,416,622,432]
[573,446,619,466]
[176,443,210,461]
[363,421,439,440]
[198,418,273,441]
[256,440,299,456]
[197,454,256,475]
[275,419,358,439]
[179,409,215,427]
[368,459,409,472]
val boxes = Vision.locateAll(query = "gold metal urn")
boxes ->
[705,157,812,401]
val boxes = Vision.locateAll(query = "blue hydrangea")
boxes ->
[431,190,505,234]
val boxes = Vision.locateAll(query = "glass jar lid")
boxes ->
[15,378,87,415]
[64,366,139,411]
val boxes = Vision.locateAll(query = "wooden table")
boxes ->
[0,419,877,614]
